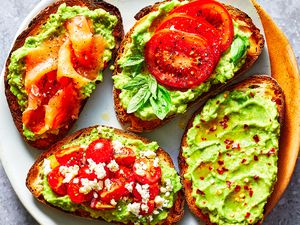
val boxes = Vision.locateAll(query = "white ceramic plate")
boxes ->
[0,0,270,224]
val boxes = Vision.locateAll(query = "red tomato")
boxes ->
[55,146,84,166]
[86,139,114,163]
[145,29,217,89]
[115,166,135,184]
[90,198,115,210]
[100,178,128,203]
[67,178,93,204]
[171,0,234,52]
[133,158,162,184]
[133,183,159,202]
[114,147,136,167]
[140,200,155,215]
[78,166,97,180]
[156,13,220,54]
[47,166,67,196]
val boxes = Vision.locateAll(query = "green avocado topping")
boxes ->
[113,0,251,121]
[182,85,279,224]
[7,4,118,139]
[42,127,182,224]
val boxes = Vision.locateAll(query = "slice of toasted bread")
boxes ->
[4,0,124,149]
[113,0,264,132]
[179,75,285,225]
[26,125,184,225]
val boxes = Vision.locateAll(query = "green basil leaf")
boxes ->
[147,75,157,99]
[150,86,172,120]
[123,75,147,90]
[127,85,151,113]
[121,55,144,68]
[132,63,143,77]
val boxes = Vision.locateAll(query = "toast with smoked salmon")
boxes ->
[26,125,184,225]
[113,0,264,132]
[4,0,123,149]
[179,75,284,225]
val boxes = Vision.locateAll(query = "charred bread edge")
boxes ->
[113,0,265,132]
[4,0,124,149]
[178,75,285,225]
[26,125,184,225]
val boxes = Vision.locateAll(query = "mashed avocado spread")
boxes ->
[8,4,118,110]
[182,85,279,224]
[113,0,251,120]
[41,127,182,224]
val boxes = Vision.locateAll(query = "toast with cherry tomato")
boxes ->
[113,0,264,132]
[26,125,184,224]
[4,0,123,149]
[179,75,285,225]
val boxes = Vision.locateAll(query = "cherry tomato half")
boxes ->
[171,0,234,52]
[115,166,135,184]
[67,178,93,204]
[133,183,159,202]
[47,166,67,196]
[133,158,162,184]
[78,166,97,180]
[114,147,136,167]
[86,139,114,163]
[100,178,128,203]
[140,200,155,215]
[145,29,217,89]
[55,146,84,166]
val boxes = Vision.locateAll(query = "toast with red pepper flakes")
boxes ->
[26,125,184,225]
[113,0,264,132]
[4,0,123,149]
[179,75,285,225]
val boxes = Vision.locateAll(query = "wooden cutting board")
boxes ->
[251,0,300,217]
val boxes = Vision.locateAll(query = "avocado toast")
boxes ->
[179,75,284,225]
[113,0,264,132]
[4,0,124,149]
[26,125,184,225]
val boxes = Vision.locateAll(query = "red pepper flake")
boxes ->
[195,125,201,128]
[200,119,206,123]
[274,89,280,95]
[217,167,228,175]
[216,100,220,104]
[224,139,234,145]
[253,135,260,143]
[244,124,249,130]
[218,152,222,157]
[209,126,217,132]
[218,160,224,165]
[253,175,260,180]
[272,97,282,105]
[200,177,204,180]
[254,155,259,161]
[245,212,251,218]
[244,185,249,190]
[219,116,229,129]
[232,143,240,149]
[267,148,276,156]
[226,181,232,188]
[197,189,205,196]
[201,137,207,141]
[226,144,231,149]
[249,189,254,197]
[249,92,255,97]
[209,166,213,171]
[234,185,241,192]
[241,159,247,163]
[226,153,232,157]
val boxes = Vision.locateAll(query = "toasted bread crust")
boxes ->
[178,75,285,225]
[26,125,184,225]
[113,0,264,133]
[4,0,124,149]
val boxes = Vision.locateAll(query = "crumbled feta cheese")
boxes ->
[134,161,147,176]
[107,160,119,172]
[128,202,141,216]
[119,169,124,175]
[160,187,167,193]
[93,192,99,199]
[87,158,106,179]
[140,150,156,159]
[165,191,170,197]
[163,199,169,207]
[125,182,134,193]
[153,210,159,215]
[110,199,117,206]
[165,178,173,192]
[154,196,165,208]
[148,215,153,222]
[153,157,159,167]
[59,165,79,183]
[112,140,124,154]
[104,179,112,191]
[141,203,149,213]
[43,159,52,175]
[136,183,150,203]
[79,178,102,194]
[73,178,79,184]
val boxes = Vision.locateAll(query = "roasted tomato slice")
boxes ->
[145,29,217,89]
[86,139,114,163]
[100,178,128,203]
[156,13,220,53]
[55,146,84,166]
[67,178,93,204]
[140,200,155,215]
[47,166,67,196]
[133,183,159,201]
[133,158,162,184]
[171,0,234,52]
[114,147,136,167]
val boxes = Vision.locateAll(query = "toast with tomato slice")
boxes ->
[179,75,284,225]
[4,0,123,149]
[113,0,264,132]
[26,125,184,224]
